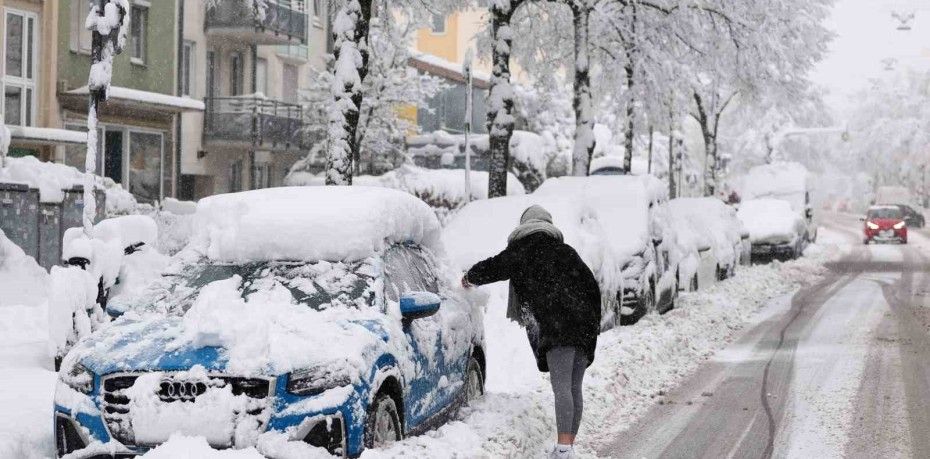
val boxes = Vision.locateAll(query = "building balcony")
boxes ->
[203,97,306,152]
[205,0,307,45]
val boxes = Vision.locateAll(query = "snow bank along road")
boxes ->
[601,212,930,459]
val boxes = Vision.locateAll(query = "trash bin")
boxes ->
[60,185,106,236]
[38,202,62,270]
[0,182,40,260]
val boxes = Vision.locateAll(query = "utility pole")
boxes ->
[85,0,128,236]
[463,48,474,202]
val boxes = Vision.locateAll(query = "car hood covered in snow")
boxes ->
[71,296,396,379]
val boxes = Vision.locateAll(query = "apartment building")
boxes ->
[179,0,329,200]
[408,9,490,135]
[0,1,86,162]
[55,0,204,204]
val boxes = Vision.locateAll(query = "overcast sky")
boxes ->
[810,0,930,116]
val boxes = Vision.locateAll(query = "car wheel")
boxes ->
[464,356,484,403]
[364,393,402,449]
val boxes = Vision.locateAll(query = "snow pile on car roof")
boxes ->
[737,198,802,244]
[285,165,525,211]
[192,186,442,262]
[737,161,811,211]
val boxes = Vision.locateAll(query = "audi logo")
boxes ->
[158,380,207,401]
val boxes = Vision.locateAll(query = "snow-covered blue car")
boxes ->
[53,187,486,458]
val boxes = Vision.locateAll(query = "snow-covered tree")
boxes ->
[486,0,597,197]
[324,0,463,185]
[844,71,930,204]
[296,15,445,176]
[326,0,371,185]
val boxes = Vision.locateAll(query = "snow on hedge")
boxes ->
[0,229,48,308]
[0,156,137,213]
[738,198,805,245]
[192,186,442,263]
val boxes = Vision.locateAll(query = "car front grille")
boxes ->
[101,373,273,447]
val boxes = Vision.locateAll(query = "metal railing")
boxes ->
[206,0,307,44]
[204,96,306,150]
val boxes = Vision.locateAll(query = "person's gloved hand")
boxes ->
[461,275,473,289]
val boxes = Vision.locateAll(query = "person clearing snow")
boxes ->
[461,205,601,459]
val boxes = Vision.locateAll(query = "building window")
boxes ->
[3,9,37,126]
[181,41,194,96]
[255,58,268,96]
[230,160,243,192]
[128,131,164,203]
[431,14,445,34]
[283,64,298,101]
[130,5,148,63]
[230,52,244,96]
[312,0,322,20]
[252,163,272,189]
[70,1,93,53]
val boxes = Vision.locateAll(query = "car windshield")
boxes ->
[867,208,902,220]
[142,258,379,315]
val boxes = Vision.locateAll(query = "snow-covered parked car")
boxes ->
[53,187,486,458]
[669,198,746,291]
[444,175,676,327]
[737,198,808,261]
[737,161,817,243]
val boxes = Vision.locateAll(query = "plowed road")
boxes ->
[601,213,930,459]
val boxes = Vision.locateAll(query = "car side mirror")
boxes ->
[400,292,441,323]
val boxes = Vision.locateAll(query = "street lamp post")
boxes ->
[84,0,128,236]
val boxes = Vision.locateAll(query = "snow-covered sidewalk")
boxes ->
[359,238,841,458]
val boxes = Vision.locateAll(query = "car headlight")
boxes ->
[867,222,880,230]
[61,362,94,394]
[894,221,906,230]
[287,367,352,396]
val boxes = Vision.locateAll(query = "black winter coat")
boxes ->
[465,233,602,371]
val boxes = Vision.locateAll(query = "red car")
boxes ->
[863,205,908,244]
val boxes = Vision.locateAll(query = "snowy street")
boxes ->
[601,213,930,458]
[4,0,930,458]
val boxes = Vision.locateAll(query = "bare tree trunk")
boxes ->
[487,2,521,197]
[692,93,717,197]
[571,3,595,177]
[623,2,636,174]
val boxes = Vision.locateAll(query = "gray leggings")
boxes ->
[546,346,588,435]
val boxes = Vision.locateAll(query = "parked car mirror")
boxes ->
[400,292,441,323]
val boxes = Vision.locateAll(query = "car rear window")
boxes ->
[868,208,902,219]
